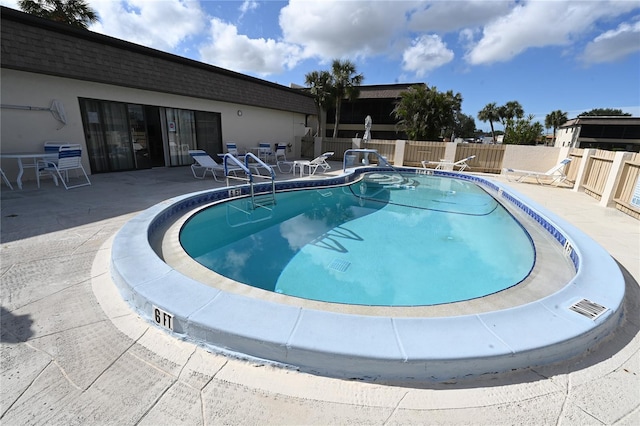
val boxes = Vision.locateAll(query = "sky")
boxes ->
[3,0,639,132]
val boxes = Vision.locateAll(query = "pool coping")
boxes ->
[110,167,626,381]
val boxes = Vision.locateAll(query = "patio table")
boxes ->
[0,152,57,189]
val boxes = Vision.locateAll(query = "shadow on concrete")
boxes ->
[0,306,34,343]
[0,164,340,243]
[0,167,242,243]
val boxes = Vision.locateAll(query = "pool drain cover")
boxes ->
[328,258,351,272]
[569,299,608,320]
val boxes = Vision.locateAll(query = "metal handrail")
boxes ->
[244,152,276,181]
[244,153,276,209]
[222,152,276,209]
[223,153,251,182]
[343,149,395,172]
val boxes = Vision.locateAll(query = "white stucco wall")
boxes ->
[1,69,309,180]
[502,145,561,172]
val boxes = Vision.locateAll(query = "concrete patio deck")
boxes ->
[1,165,638,425]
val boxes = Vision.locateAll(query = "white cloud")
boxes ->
[238,0,258,19]
[402,34,454,77]
[279,0,408,60]
[464,0,639,65]
[5,0,637,81]
[408,0,513,32]
[581,19,640,63]
[198,18,302,76]
[89,0,206,52]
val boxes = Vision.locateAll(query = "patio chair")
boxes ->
[1,168,13,190]
[274,144,294,173]
[225,142,245,159]
[503,158,572,185]
[421,155,476,172]
[38,144,91,189]
[293,152,334,177]
[257,142,274,162]
[44,140,68,153]
[188,150,229,181]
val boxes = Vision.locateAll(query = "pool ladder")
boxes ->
[223,152,276,210]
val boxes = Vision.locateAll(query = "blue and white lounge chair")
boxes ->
[188,150,229,181]
[503,158,572,185]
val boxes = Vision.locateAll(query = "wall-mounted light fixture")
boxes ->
[237,110,243,117]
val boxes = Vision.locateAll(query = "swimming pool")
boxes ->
[110,166,626,382]
[180,174,535,306]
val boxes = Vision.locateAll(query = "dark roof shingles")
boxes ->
[1,7,316,115]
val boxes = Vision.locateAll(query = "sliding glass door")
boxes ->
[80,99,138,173]
[80,98,222,172]
[164,108,195,166]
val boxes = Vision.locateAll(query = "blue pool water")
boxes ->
[180,173,535,306]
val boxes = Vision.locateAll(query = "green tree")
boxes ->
[544,110,568,144]
[505,114,544,145]
[392,85,462,141]
[304,70,333,138]
[329,59,363,138]
[453,112,477,139]
[19,0,99,29]
[478,103,500,142]
[498,101,524,124]
[438,90,463,139]
[578,108,631,117]
[498,100,524,141]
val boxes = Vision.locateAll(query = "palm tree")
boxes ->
[545,110,568,144]
[498,101,524,124]
[19,0,98,29]
[478,103,500,142]
[304,70,333,138]
[392,85,430,140]
[392,85,462,141]
[329,59,363,138]
[498,100,524,142]
[441,90,463,140]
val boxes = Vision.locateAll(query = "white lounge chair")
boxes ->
[421,155,476,172]
[293,152,334,177]
[37,144,91,189]
[188,150,228,181]
[503,158,572,185]
[274,144,294,173]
